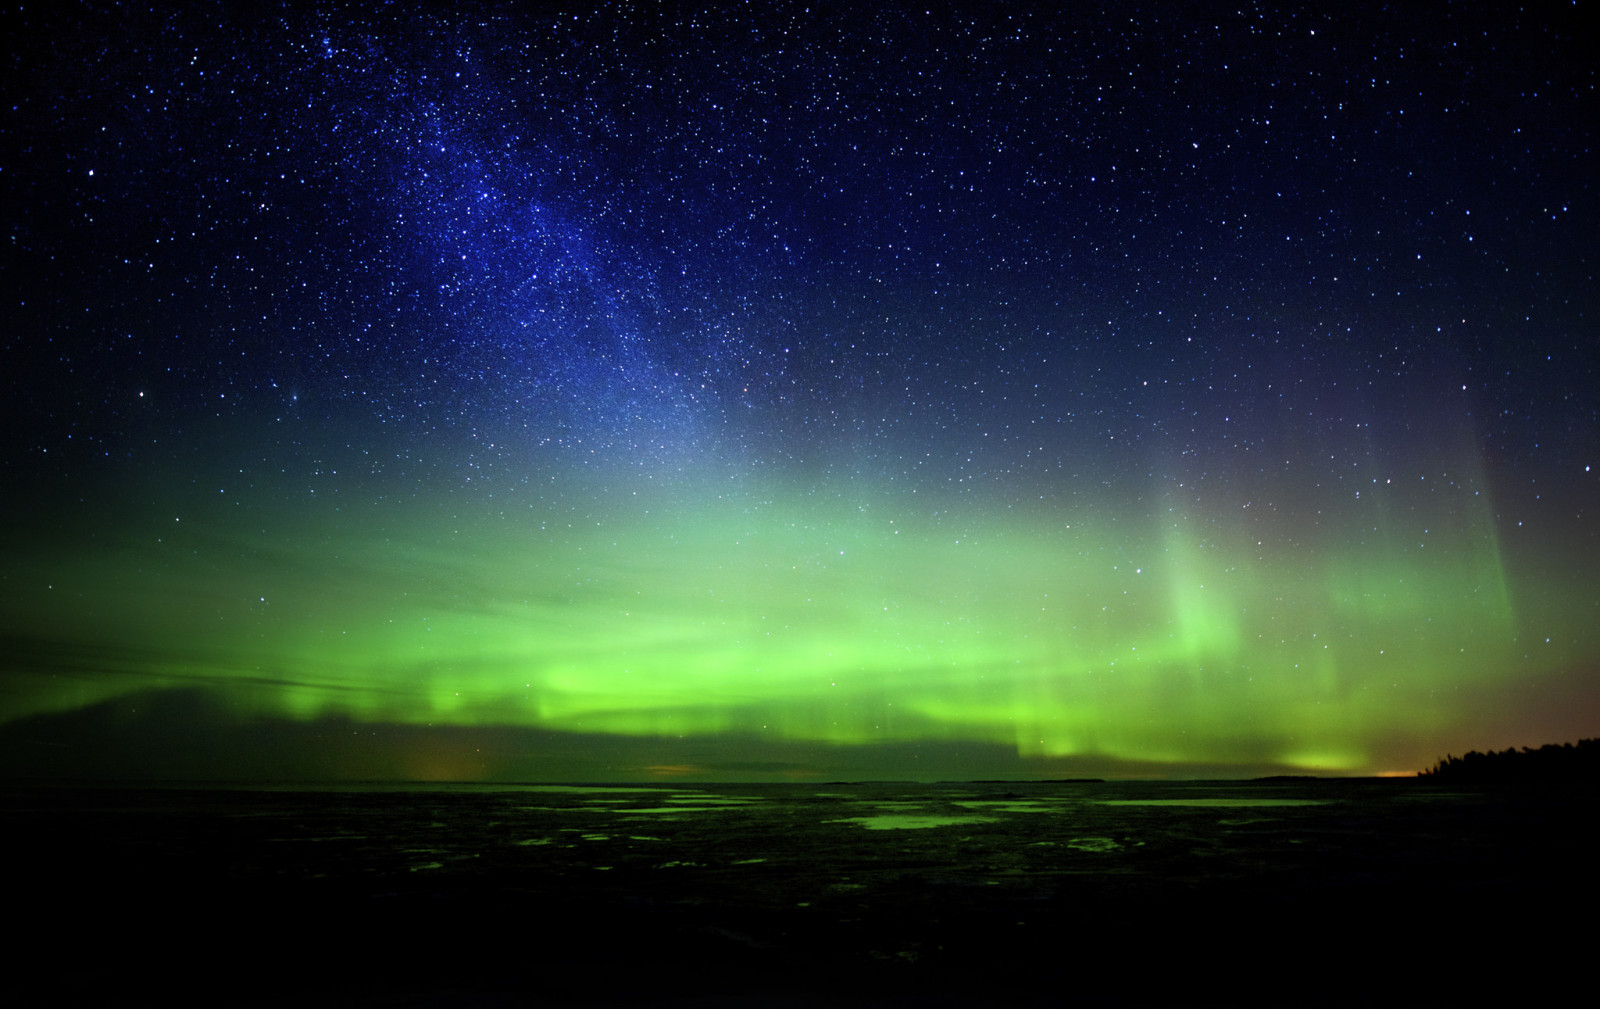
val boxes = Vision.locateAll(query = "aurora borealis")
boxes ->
[3,3,1595,780]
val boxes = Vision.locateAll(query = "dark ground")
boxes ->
[4,779,1593,1006]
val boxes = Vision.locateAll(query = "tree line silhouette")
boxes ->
[1420,738,1598,782]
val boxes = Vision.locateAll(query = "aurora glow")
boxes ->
[2,3,1596,779]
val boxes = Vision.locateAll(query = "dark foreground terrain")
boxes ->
[5,779,1593,1006]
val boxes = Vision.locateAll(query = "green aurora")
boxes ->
[5,449,1592,780]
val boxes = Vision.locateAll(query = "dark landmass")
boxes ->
[4,777,1594,1007]
[0,688,1395,783]
[958,778,1107,783]
[1420,737,1599,782]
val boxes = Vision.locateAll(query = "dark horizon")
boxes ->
[9,685,1587,784]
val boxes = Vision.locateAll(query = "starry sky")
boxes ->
[2,2,1595,781]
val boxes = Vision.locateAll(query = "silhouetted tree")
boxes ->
[1420,738,1598,782]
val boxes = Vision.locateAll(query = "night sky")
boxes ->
[3,2,1595,781]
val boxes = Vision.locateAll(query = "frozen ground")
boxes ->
[4,779,1592,1005]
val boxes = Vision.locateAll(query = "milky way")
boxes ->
[3,3,1594,779]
